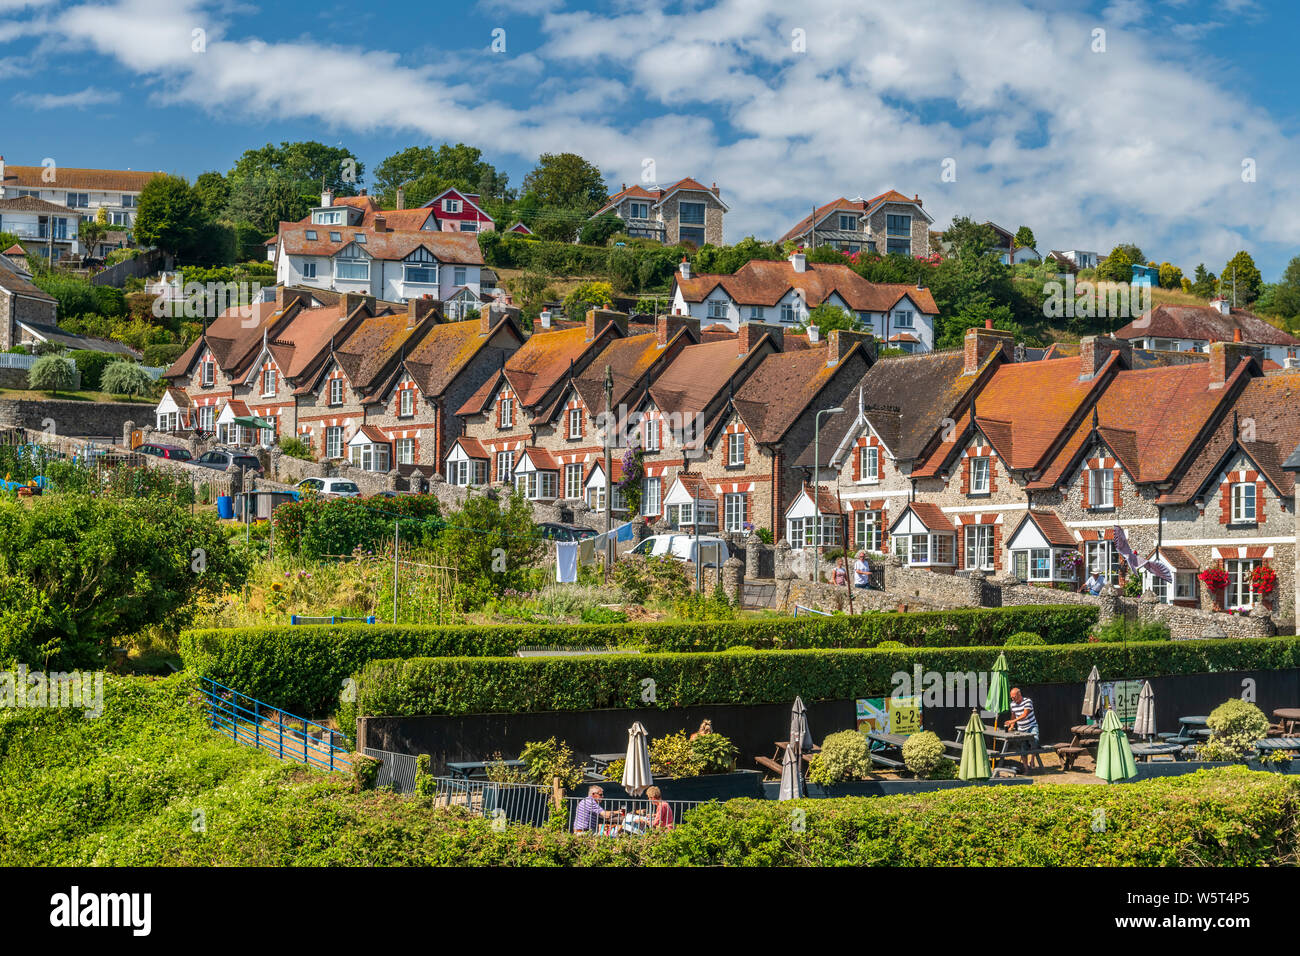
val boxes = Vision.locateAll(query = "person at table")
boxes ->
[832,556,848,587]
[645,786,674,829]
[853,551,873,589]
[1006,687,1043,769]
[573,785,623,833]
[1082,567,1105,596]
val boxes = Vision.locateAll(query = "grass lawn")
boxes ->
[0,387,156,403]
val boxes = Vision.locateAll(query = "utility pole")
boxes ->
[603,364,614,582]
[813,406,845,585]
[393,519,400,624]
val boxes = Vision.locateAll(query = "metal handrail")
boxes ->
[200,677,351,772]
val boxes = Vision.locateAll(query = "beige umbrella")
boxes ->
[620,721,653,796]
[1133,680,1156,741]
[1082,665,1102,721]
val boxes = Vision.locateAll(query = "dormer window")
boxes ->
[1089,468,1114,509]
[313,210,343,225]
[335,243,369,281]
[201,361,214,387]
[442,198,462,213]
[262,369,276,396]
[860,445,879,482]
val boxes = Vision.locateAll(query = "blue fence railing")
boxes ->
[200,676,352,772]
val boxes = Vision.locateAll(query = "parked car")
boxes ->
[535,522,598,542]
[293,477,361,499]
[135,442,192,462]
[630,533,730,567]
[194,448,264,475]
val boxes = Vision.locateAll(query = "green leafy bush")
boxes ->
[690,733,739,773]
[183,605,1100,715]
[902,731,947,778]
[649,731,701,778]
[519,737,583,790]
[1005,631,1044,646]
[67,349,121,391]
[351,637,1300,719]
[612,555,692,604]
[807,730,873,786]
[1198,699,1271,761]
[277,435,314,461]
[1090,619,1170,643]
[27,355,76,392]
[100,361,154,396]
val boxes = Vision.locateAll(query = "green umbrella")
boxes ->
[959,709,991,781]
[985,653,1010,728]
[1094,708,1138,783]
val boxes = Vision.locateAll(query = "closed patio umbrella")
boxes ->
[959,709,990,781]
[1133,681,1156,741]
[1095,708,1138,783]
[778,697,814,801]
[1082,665,1102,721]
[986,653,1010,728]
[621,721,653,797]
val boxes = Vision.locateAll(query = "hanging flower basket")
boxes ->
[1250,565,1277,595]
[1198,568,1230,591]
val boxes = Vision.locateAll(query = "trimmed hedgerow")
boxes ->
[351,637,1300,721]
[182,605,1096,715]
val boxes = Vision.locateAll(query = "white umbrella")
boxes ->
[1082,665,1102,720]
[1133,680,1156,740]
[620,721,653,796]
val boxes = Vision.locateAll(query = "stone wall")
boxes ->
[0,397,145,438]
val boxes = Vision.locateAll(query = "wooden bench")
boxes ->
[869,753,904,770]
[754,755,784,776]
[1053,744,1086,771]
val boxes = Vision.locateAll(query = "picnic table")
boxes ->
[587,753,624,775]
[446,758,525,781]
[1129,741,1184,762]
[755,740,821,777]
[1177,715,1208,736]
[863,731,910,770]
[1255,737,1300,754]
[954,724,1047,771]
[1273,708,1300,735]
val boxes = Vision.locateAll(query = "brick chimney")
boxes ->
[340,292,375,317]
[1233,327,1243,342]
[963,323,1015,374]
[396,187,405,211]
[586,308,627,341]
[275,286,310,311]
[711,182,720,198]
[1078,334,1130,381]
[656,313,699,347]
[373,214,387,233]
[1209,340,1263,388]
[826,329,875,365]
[407,294,436,326]
[739,321,781,354]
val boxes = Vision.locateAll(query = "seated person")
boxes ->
[1006,687,1043,770]
[572,785,623,833]
[646,785,674,829]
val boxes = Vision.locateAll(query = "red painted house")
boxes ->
[421,188,495,234]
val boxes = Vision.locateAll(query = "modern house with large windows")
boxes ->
[779,191,932,257]
[592,177,727,247]
[0,157,159,240]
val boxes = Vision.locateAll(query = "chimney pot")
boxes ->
[374,214,387,233]
[539,310,552,329]
[1233,327,1243,342]
[679,256,691,280]
[396,187,405,211]
[984,318,993,329]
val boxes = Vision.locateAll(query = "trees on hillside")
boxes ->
[1013,226,1036,249]
[521,152,607,210]
[1219,251,1263,305]
[372,143,511,208]
[133,174,203,257]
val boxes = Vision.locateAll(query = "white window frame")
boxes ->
[329,379,344,406]
[1231,483,1257,523]
[350,442,390,472]
[1085,540,1120,583]
[855,510,882,552]
[500,397,513,428]
[400,389,414,417]
[642,416,660,451]
[302,261,317,279]
[1226,559,1259,610]
[404,264,437,284]
[723,493,747,532]
[727,432,745,466]
[564,463,584,499]
[860,445,880,483]
[201,362,214,387]
[629,201,650,220]
[262,368,276,397]
[396,438,415,465]
[568,408,582,439]
[497,450,514,482]
[970,456,990,494]
[325,426,344,459]
[442,198,462,213]
[964,525,995,571]
[1090,468,1114,508]
[642,476,661,517]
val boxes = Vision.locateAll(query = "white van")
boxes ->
[630,533,730,567]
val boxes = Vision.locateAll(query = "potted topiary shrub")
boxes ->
[1196,699,1270,763]
[807,730,875,790]
[902,731,955,780]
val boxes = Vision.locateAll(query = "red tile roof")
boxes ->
[1018,511,1077,548]
[674,259,938,314]
[1,165,162,192]
[670,473,717,501]
[278,224,483,265]
[403,317,518,399]
[901,502,955,534]
[451,436,489,459]
[732,343,868,444]
[1114,304,1298,347]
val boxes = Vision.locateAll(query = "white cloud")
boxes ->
[8,0,1299,274]
[14,86,119,109]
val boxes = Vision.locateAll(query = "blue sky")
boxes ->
[3,0,1299,278]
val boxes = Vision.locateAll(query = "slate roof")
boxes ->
[731,343,867,444]
[0,267,55,301]
[0,195,78,215]
[779,190,928,242]
[646,336,771,422]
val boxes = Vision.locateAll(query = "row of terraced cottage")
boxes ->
[156,280,1300,628]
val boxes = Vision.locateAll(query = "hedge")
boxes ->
[352,636,1300,720]
[181,605,1096,715]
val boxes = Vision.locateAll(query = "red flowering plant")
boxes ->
[1250,564,1277,595]
[1198,567,1230,591]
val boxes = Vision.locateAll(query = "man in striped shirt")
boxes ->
[1007,687,1043,770]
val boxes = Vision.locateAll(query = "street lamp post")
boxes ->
[813,406,845,585]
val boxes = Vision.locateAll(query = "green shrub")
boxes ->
[27,355,76,392]
[350,753,380,791]
[182,605,1099,715]
[1090,619,1170,643]
[1005,631,1044,646]
[352,637,1300,718]
[807,730,873,786]
[690,732,739,774]
[876,640,906,650]
[277,435,314,461]
[902,731,947,778]
[580,606,628,624]
[414,755,436,796]
[67,349,121,391]
[929,757,958,780]
[100,361,154,396]
[650,731,701,778]
[1199,699,1271,761]
[519,737,583,790]
[612,555,692,604]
